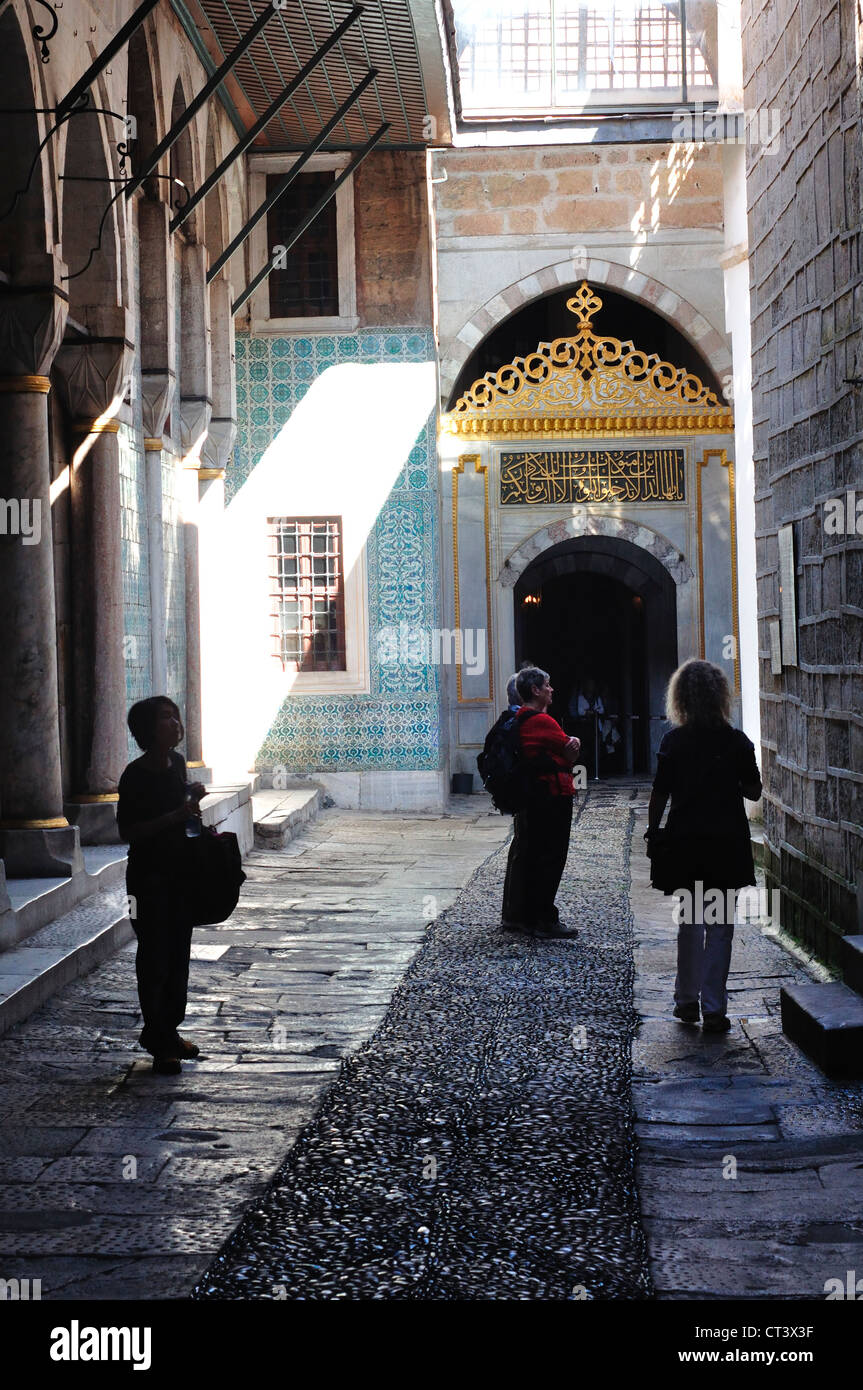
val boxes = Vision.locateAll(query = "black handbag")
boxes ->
[180,826,246,927]
[644,826,678,892]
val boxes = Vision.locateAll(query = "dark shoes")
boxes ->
[702,1014,732,1033]
[533,922,579,939]
[673,1003,700,1023]
[173,1034,200,1058]
[152,1056,182,1075]
[502,920,579,940]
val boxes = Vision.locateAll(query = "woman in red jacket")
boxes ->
[501,666,581,939]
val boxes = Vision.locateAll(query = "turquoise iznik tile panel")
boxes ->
[258,696,440,772]
[238,327,441,773]
[229,328,435,502]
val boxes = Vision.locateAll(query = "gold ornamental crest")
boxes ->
[442,281,733,438]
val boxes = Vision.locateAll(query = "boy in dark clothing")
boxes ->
[117,697,205,1074]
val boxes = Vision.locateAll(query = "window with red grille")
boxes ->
[267,517,347,672]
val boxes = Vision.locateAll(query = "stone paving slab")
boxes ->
[630,801,863,1299]
[0,804,507,1299]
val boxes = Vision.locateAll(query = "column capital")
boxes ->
[54,306,134,425]
[141,367,176,440]
[0,251,69,377]
[200,415,236,472]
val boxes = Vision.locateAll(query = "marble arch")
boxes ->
[441,257,733,403]
[499,513,695,589]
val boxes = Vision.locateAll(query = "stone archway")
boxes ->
[500,513,694,590]
[441,257,733,403]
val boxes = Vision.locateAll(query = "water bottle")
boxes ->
[184,784,202,838]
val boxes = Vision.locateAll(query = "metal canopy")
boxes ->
[171,0,436,149]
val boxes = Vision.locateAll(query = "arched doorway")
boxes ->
[514,536,677,776]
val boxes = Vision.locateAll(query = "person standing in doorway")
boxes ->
[502,666,581,940]
[646,659,762,1032]
[118,697,206,1074]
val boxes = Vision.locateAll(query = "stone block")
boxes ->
[0,827,83,879]
[555,168,603,196]
[780,980,863,1077]
[839,934,863,996]
[504,209,538,234]
[545,197,630,231]
[485,173,550,206]
[452,211,506,237]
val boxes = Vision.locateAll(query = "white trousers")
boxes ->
[674,921,734,1017]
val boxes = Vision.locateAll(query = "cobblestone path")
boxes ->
[196,796,651,1301]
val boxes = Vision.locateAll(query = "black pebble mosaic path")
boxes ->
[194,796,652,1300]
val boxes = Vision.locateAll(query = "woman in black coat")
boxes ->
[646,659,762,1033]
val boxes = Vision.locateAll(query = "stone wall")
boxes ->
[354,151,432,324]
[435,143,724,239]
[742,0,863,961]
[432,141,731,404]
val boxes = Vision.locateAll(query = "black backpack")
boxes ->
[476,709,542,815]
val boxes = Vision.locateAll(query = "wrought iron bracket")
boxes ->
[232,121,390,315]
[124,3,278,202]
[32,0,59,64]
[55,0,160,120]
[207,74,380,286]
[170,3,365,236]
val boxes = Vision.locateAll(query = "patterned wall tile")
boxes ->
[257,695,440,771]
[236,327,443,773]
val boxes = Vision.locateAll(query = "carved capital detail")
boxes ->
[140,368,175,439]
[200,415,236,471]
[0,252,69,377]
[54,307,134,425]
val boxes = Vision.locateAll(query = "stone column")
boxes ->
[179,242,212,773]
[182,465,205,770]
[201,275,237,475]
[0,252,83,876]
[54,311,134,843]
[141,371,174,698]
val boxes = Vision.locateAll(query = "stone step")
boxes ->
[0,846,128,953]
[252,787,322,850]
[839,934,863,997]
[780,980,863,1079]
[0,882,133,1039]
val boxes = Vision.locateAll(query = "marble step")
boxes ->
[780,980,863,1079]
[839,934,863,997]
[252,787,322,850]
[0,845,128,953]
[0,883,133,1039]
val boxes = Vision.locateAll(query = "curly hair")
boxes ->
[515,665,549,703]
[665,659,731,728]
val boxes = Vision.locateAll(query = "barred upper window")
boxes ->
[266,170,339,319]
[268,518,346,673]
[451,1,718,117]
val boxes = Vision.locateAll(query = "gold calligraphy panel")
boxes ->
[499,448,686,505]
